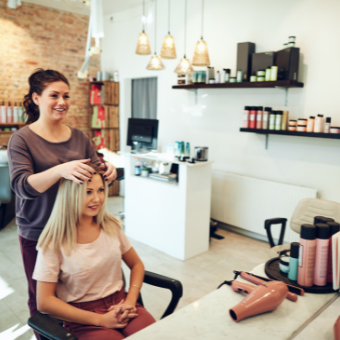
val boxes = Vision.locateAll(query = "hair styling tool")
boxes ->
[233,270,305,296]
[218,279,288,322]
[335,316,340,340]
[235,271,298,302]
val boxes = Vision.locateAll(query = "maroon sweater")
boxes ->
[8,126,101,241]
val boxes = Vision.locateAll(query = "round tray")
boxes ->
[265,257,335,294]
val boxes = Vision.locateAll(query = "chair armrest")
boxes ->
[144,271,183,319]
[264,218,288,248]
[28,312,78,340]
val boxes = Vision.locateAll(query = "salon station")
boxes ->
[1,0,340,339]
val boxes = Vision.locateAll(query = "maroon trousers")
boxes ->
[18,235,40,339]
[18,236,155,340]
[64,289,156,340]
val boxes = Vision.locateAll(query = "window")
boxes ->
[131,77,157,119]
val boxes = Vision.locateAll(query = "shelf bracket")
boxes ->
[195,89,198,105]
[265,134,269,149]
[284,88,288,107]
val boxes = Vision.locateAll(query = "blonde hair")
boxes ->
[37,163,121,255]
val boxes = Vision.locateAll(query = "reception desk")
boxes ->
[124,153,213,261]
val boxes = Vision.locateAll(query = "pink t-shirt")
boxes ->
[33,227,132,303]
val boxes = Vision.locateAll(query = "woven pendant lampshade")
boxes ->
[136,32,151,55]
[192,0,210,66]
[192,39,210,66]
[147,53,165,70]
[136,0,151,55]
[174,0,194,74]
[160,34,176,59]
[146,0,165,70]
[174,57,194,74]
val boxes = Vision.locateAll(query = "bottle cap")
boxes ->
[258,106,263,110]
[314,216,334,225]
[279,256,290,266]
[327,222,340,236]
[264,107,272,111]
[309,116,315,119]
[315,223,330,239]
[276,111,283,115]
[244,106,251,110]
[298,118,307,121]
[317,114,324,117]
[326,117,331,123]
[290,242,300,259]
[289,120,297,122]
[300,224,316,240]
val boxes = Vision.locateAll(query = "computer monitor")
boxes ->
[127,118,159,152]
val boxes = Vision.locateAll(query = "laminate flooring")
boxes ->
[0,197,270,340]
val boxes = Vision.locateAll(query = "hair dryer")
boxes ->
[220,280,288,322]
[335,316,340,340]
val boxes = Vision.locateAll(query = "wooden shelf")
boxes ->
[240,128,340,139]
[90,81,118,86]
[172,80,304,89]
[0,123,25,126]
[0,131,16,134]
[240,128,340,149]
[90,127,118,130]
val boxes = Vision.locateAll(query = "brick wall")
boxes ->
[0,0,100,132]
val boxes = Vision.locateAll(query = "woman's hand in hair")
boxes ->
[99,162,117,183]
[58,159,95,184]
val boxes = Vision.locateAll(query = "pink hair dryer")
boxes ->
[221,280,288,322]
[335,316,340,340]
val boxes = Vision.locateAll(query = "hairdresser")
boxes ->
[7,69,117,328]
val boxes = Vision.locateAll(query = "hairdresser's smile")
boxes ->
[88,205,99,210]
[53,108,66,112]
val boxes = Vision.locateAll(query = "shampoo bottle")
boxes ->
[13,102,19,123]
[313,223,330,286]
[298,224,316,287]
[7,102,13,123]
[0,101,6,123]
[288,242,300,281]
[326,222,340,283]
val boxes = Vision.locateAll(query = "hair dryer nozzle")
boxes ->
[229,281,288,322]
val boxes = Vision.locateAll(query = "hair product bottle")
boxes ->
[275,111,282,131]
[13,102,19,123]
[262,107,271,130]
[0,101,6,123]
[282,111,289,131]
[249,107,257,129]
[326,222,340,283]
[325,117,331,133]
[313,223,330,286]
[298,224,316,287]
[7,102,13,123]
[256,106,263,129]
[269,111,276,130]
[306,116,315,132]
[288,242,300,281]
[314,114,325,133]
[243,106,250,128]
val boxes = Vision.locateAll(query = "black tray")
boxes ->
[265,257,335,294]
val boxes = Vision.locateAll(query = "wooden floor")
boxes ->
[0,197,270,339]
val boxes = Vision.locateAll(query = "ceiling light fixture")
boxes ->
[160,0,176,59]
[192,0,210,66]
[146,0,165,70]
[174,0,194,74]
[136,0,151,55]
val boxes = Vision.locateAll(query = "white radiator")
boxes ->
[211,171,318,243]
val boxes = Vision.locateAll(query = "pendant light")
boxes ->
[192,0,210,66]
[174,0,194,74]
[136,0,151,55]
[160,0,176,59]
[146,0,165,70]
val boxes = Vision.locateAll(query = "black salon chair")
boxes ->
[28,168,183,340]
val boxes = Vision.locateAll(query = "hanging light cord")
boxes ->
[184,0,187,58]
[201,0,204,40]
[168,0,170,34]
[154,0,157,54]
[142,0,145,33]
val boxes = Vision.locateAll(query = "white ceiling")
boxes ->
[22,0,151,15]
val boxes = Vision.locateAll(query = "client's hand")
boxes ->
[99,304,128,329]
[108,300,138,324]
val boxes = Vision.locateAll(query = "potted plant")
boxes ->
[141,165,149,177]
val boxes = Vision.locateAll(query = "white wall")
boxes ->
[101,0,340,203]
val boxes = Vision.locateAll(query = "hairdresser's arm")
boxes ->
[27,159,95,191]
[121,248,145,310]
[36,281,127,329]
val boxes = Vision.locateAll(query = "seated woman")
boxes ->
[33,163,155,340]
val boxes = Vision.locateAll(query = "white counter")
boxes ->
[124,153,213,261]
[127,264,338,340]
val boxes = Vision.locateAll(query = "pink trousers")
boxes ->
[64,289,156,340]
